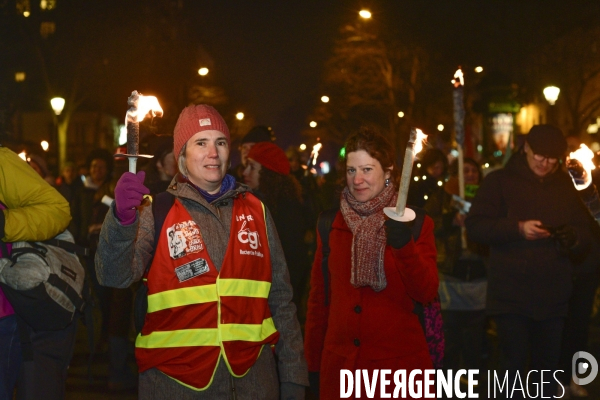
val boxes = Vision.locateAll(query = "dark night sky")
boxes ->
[186,1,600,147]
[4,0,599,151]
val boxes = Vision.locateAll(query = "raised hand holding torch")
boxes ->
[116,90,164,173]
[384,128,428,222]
[112,91,163,224]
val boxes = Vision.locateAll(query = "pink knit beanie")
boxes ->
[173,105,230,162]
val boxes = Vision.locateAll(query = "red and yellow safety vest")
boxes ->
[135,193,279,390]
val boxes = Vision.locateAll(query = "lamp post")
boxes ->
[50,97,66,170]
[543,86,560,125]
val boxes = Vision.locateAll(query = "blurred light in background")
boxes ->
[118,124,127,145]
[41,141,49,151]
[299,144,307,151]
[321,96,329,103]
[359,10,371,19]
[309,121,317,128]
[320,161,330,174]
[236,112,244,120]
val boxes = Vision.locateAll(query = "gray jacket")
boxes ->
[95,179,308,399]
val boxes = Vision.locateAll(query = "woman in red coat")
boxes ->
[304,127,439,399]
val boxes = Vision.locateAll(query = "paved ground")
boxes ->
[65,305,600,399]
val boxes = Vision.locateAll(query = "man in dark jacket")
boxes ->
[465,125,593,398]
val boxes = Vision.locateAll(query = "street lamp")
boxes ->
[50,97,65,115]
[543,86,560,125]
[543,86,560,105]
[359,9,371,19]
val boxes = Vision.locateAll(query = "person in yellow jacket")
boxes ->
[0,145,73,400]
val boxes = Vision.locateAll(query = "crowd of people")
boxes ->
[0,102,599,399]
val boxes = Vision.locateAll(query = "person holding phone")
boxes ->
[465,125,594,398]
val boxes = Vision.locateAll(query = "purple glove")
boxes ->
[114,171,150,225]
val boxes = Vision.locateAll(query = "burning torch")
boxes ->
[305,142,323,176]
[568,144,596,190]
[384,128,428,222]
[115,91,164,173]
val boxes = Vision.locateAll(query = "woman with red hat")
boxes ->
[243,142,311,317]
[95,105,308,399]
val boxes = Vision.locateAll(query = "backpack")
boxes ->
[0,230,89,332]
[317,207,445,369]
[134,191,176,334]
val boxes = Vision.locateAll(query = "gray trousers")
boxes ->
[139,346,279,400]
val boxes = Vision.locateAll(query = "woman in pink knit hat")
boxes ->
[95,105,308,399]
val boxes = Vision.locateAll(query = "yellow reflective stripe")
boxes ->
[218,279,270,298]
[147,285,217,313]
[220,317,277,342]
[135,328,219,349]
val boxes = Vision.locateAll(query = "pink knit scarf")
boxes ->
[340,184,397,292]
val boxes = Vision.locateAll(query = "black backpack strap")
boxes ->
[8,247,49,267]
[43,239,91,258]
[317,207,339,307]
[46,273,85,312]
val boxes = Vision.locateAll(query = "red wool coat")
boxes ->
[304,212,439,400]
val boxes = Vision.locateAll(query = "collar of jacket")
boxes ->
[505,152,565,184]
[168,173,249,208]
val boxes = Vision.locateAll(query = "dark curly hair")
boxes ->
[258,168,303,214]
[338,126,401,188]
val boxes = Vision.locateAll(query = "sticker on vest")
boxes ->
[236,219,264,258]
[175,258,209,282]
[166,220,204,260]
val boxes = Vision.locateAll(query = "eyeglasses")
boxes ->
[532,153,558,164]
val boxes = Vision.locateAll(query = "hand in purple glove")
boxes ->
[114,171,150,225]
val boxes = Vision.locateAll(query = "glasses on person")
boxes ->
[532,153,558,164]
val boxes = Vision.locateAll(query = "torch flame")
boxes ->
[452,67,464,88]
[126,94,164,123]
[414,129,428,154]
[310,143,323,165]
[570,144,596,172]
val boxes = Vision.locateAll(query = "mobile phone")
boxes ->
[538,224,556,235]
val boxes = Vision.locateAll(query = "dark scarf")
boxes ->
[340,184,397,292]
[185,174,237,203]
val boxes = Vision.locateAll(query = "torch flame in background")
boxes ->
[452,67,464,88]
[126,95,164,123]
[569,144,596,172]
[414,129,428,154]
[310,143,323,165]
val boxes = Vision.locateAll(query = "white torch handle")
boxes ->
[129,157,137,174]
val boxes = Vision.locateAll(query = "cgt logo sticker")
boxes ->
[572,351,598,386]
[237,220,261,250]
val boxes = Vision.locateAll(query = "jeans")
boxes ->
[15,319,77,400]
[494,314,565,399]
[0,315,22,400]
